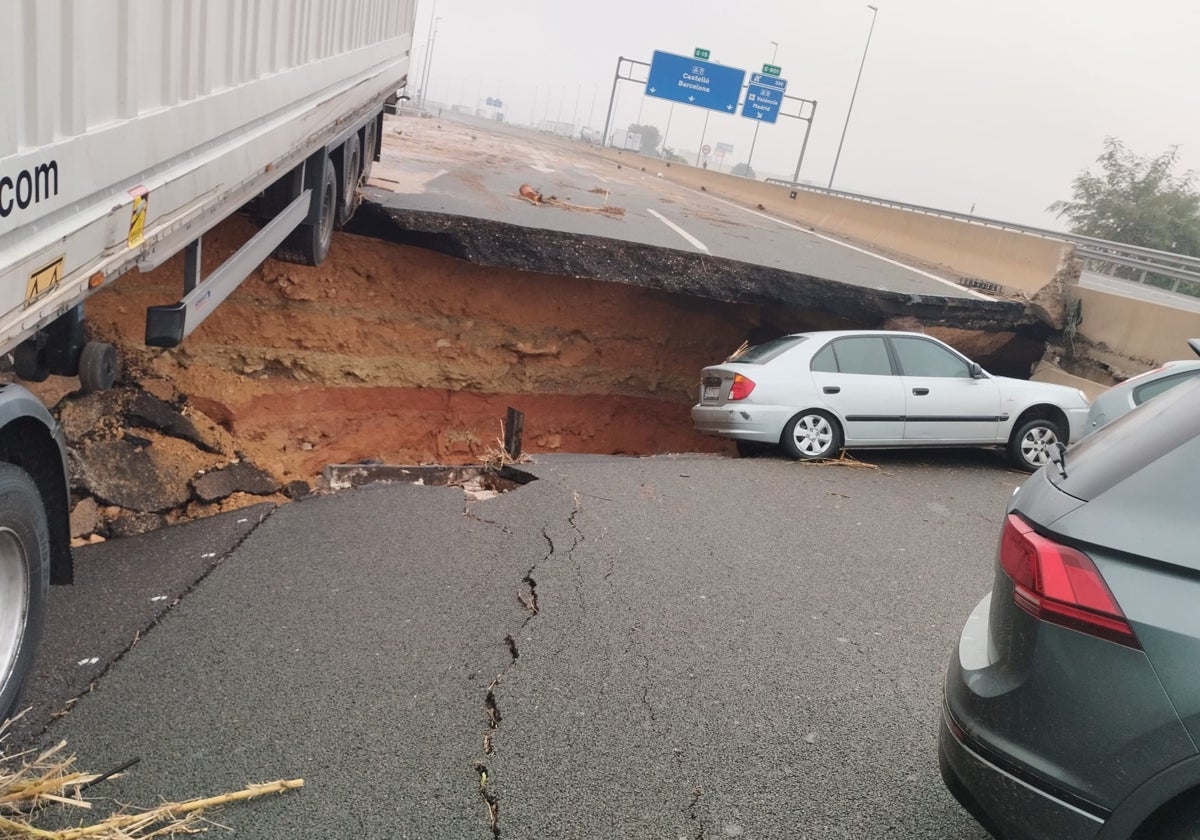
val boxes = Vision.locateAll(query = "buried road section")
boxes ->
[35,452,1009,837]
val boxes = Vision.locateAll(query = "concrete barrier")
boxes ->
[598,148,1076,301]
[1074,286,1200,367]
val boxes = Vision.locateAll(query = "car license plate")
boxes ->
[703,384,720,401]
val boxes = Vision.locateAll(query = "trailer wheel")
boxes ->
[274,161,337,267]
[78,341,118,393]
[13,343,49,383]
[0,464,51,723]
[335,133,362,229]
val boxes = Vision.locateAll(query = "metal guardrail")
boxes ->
[764,178,1200,292]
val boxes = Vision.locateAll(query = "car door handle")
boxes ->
[823,386,841,394]
[912,388,930,396]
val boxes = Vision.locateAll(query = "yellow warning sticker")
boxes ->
[128,186,149,248]
[26,256,64,304]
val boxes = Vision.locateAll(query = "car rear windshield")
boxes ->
[1051,376,1200,501]
[728,335,806,364]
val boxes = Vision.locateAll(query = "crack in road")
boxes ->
[689,787,708,840]
[470,487,586,837]
[519,568,539,620]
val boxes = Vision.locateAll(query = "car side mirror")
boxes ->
[968,362,983,379]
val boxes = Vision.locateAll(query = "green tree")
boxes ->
[661,147,687,163]
[731,162,756,179]
[1048,138,1200,254]
[627,123,662,156]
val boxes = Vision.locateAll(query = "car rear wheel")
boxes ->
[1008,418,1064,472]
[781,411,842,461]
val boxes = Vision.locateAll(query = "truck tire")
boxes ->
[335,133,362,229]
[274,161,337,267]
[0,464,51,723]
[361,118,377,184]
[78,341,118,393]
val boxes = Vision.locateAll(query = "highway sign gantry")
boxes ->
[741,73,788,124]
[645,50,746,114]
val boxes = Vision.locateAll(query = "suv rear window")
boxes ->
[728,335,805,364]
[1051,376,1200,501]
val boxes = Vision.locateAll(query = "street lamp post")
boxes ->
[418,0,439,108]
[423,18,442,110]
[828,4,878,189]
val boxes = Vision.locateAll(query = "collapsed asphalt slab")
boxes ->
[350,203,1047,338]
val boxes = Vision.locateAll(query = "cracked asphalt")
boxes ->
[23,451,1023,838]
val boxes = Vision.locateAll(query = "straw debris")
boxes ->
[1,718,302,838]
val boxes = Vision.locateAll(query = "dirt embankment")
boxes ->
[71,217,763,482]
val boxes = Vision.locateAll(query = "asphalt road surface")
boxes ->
[367,115,989,303]
[22,451,1024,839]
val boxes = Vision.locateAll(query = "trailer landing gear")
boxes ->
[11,305,117,392]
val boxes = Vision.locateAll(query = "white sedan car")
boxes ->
[691,330,1090,471]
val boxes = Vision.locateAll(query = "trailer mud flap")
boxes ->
[144,189,310,348]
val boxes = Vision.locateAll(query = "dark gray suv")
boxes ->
[939,376,1200,839]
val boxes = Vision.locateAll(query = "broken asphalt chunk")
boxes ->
[192,461,282,502]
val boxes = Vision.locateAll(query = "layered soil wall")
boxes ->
[82,217,773,483]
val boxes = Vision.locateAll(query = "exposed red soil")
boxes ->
[79,217,762,484]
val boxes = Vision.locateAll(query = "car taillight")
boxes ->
[728,374,755,401]
[999,514,1140,649]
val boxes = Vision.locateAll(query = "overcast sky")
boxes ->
[410,0,1200,229]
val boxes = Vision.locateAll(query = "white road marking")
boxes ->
[530,164,555,173]
[580,165,611,183]
[648,208,710,252]
[674,184,993,300]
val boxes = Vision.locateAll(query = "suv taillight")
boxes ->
[999,514,1140,649]
[728,374,755,401]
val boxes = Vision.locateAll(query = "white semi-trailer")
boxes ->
[0,0,416,718]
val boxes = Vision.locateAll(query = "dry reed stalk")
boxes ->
[798,452,880,470]
[1,719,302,839]
[478,422,532,471]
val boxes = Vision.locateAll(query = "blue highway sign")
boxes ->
[741,73,788,124]
[645,50,746,114]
